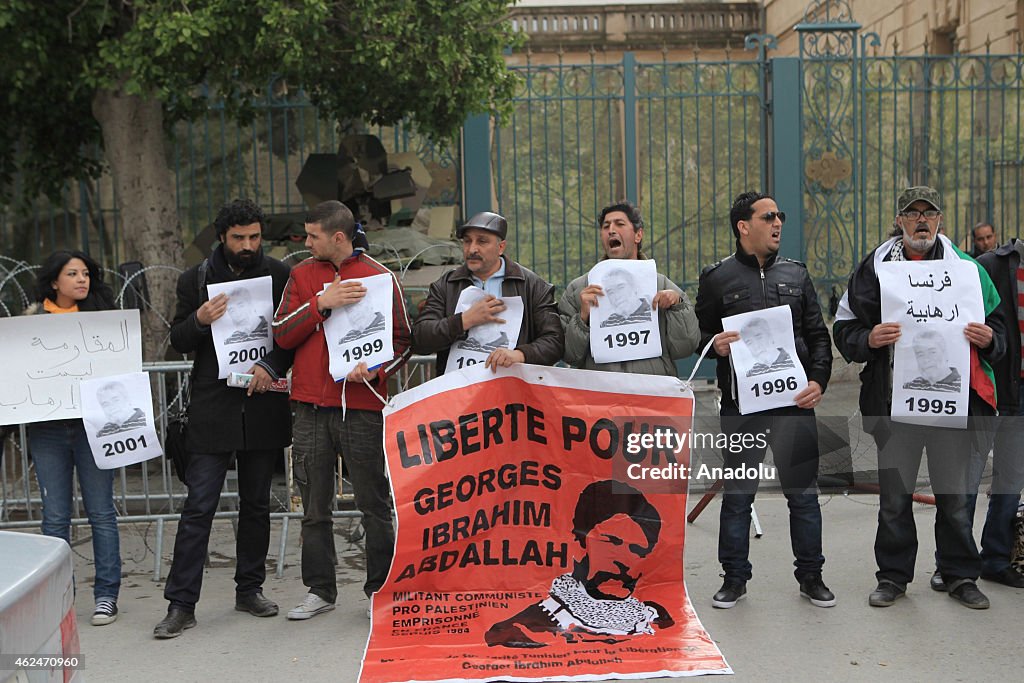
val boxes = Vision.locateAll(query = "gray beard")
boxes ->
[904,233,936,253]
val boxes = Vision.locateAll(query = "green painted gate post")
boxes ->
[462,113,492,216]
[622,52,639,205]
[770,57,805,263]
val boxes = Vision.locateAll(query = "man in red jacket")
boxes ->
[273,200,411,620]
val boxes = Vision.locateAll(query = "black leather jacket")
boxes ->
[695,244,833,409]
[975,240,1020,414]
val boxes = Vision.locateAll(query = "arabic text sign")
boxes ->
[443,288,524,374]
[0,310,142,426]
[877,260,983,325]
[361,365,730,683]
[877,261,981,428]
[81,372,163,470]
[207,275,274,378]
[588,259,663,363]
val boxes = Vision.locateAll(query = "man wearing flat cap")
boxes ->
[834,185,1006,610]
[413,211,564,373]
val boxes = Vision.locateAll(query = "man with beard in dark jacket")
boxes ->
[154,199,294,638]
[834,185,1006,610]
[695,191,835,610]
[413,211,563,374]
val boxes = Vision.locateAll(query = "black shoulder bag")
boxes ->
[164,259,208,484]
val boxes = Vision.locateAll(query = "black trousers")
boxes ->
[164,448,279,610]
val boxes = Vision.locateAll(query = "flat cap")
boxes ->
[456,211,507,240]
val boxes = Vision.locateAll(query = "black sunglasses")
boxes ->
[756,211,786,224]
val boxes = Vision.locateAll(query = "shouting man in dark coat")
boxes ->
[154,199,294,638]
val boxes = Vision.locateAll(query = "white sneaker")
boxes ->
[287,593,335,620]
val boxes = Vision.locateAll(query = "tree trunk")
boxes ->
[92,86,183,361]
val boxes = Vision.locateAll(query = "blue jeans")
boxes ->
[968,381,1024,574]
[718,406,825,583]
[27,419,121,602]
[291,403,395,601]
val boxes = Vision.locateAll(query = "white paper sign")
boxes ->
[0,310,143,426]
[323,273,394,380]
[877,260,984,327]
[207,276,275,379]
[723,305,808,414]
[877,261,981,428]
[443,288,524,374]
[890,322,971,427]
[80,372,162,469]
[588,259,662,363]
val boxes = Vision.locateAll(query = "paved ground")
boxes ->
[72,495,1023,683]
[38,379,1024,680]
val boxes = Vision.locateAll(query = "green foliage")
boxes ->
[0,0,518,203]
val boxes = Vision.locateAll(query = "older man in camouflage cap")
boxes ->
[833,185,1007,610]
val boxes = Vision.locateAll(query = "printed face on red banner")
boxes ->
[360,366,730,683]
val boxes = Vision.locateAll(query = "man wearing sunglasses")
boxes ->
[695,191,834,610]
[834,185,1006,610]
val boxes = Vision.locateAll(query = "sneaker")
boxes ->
[287,593,335,620]
[868,581,905,607]
[153,607,197,639]
[980,567,1024,588]
[799,573,836,608]
[235,590,279,617]
[929,570,947,592]
[91,599,118,626]
[947,579,990,609]
[711,581,746,609]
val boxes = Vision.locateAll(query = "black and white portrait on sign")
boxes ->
[598,268,652,328]
[902,329,961,393]
[336,296,386,344]
[443,287,524,374]
[587,259,662,364]
[324,272,395,380]
[723,304,807,414]
[739,316,796,377]
[223,287,269,344]
[462,328,509,353]
[93,380,147,437]
[80,371,163,470]
[208,275,274,378]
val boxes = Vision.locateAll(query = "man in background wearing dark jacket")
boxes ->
[975,241,1024,588]
[155,199,294,638]
[695,191,835,610]
[413,211,563,373]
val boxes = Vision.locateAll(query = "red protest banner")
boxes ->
[361,365,730,682]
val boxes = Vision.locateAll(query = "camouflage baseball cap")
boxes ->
[897,186,942,213]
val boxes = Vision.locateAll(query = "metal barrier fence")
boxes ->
[0,355,436,579]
